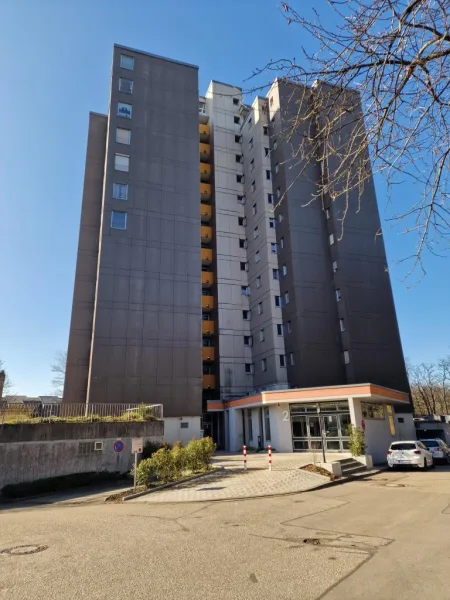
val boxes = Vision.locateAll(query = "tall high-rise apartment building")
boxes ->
[64,45,411,451]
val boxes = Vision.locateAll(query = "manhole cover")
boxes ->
[1,545,48,556]
[303,538,321,545]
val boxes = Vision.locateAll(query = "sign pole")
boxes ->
[134,452,138,489]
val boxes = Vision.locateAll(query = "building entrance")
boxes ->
[291,402,351,452]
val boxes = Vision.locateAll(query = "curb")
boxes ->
[311,467,386,491]
[121,468,223,501]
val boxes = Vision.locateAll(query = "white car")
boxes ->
[387,441,434,470]
[420,439,450,464]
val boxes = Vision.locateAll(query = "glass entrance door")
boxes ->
[291,402,351,452]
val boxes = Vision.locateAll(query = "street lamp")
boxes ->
[317,406,326,464]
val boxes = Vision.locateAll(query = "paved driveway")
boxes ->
[2,466,450,599]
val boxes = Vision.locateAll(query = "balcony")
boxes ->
[201,248,213,266]
[202,374,216,390]
[199,98,208,124]
[199,124,210,142]
[200,183,211,202]
[200,163,211,182]
[202,321,215,336]
[200,204,211,222]
[202,347,216,362]
[201,226,212,244]
[202,271,214,287]
[200,143,211,162]
[202,295,214,311]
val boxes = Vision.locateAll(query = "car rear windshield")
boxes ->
[421,440,440,448]
[391,443,416,450]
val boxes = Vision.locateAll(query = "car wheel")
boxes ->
[388,463,395,469]
[446,455,450,465]
[421,458,428,470]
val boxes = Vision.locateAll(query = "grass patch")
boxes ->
[1,471,129,500]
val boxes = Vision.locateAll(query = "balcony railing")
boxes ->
[201,226,212,243]
[202,347,216,362]
[202,271,214,287]
[202,295,214,311]
[202,375,216,390]
[202,321,215,336]
[201,204,211,222]
[201,248,213,265]
[200,183,211,202]
[200,143,211,162]
[200,163,211,182]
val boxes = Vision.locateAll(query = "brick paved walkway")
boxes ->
[130,453,333,503]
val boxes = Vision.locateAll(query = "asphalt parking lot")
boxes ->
[1,466,450,600]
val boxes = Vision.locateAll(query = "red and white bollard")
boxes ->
[268,445,272,471]
[243,445,247,471]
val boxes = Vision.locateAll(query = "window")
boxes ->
[275,163,279,174]
[335,289,342,301]
[276,187,281,199]
[114,153,129,172]
[252,181,256,193]
[257,302,263,315]
[277,324,283,336]
[249,137,253,150]
[340,319,345,332]
[253,226,259,239]
[272,268,279,280]
[244,335,252,346]
[274,295,280,307]
[263,126,268,135]
[248,118,252,128]
[329,233,335,246]
[119,77,133,94]
[252,202,257,215]
[361,402,385,420]
[180,422,189,429]
[237,195,245,204]
[245,363,254,374]
[117,102,132,119]
[113,183,128,200]
[326,209,330,220]
[266,170,271,180]
[236,154,243,163]
[267,193,274,205]
[240,262,248,271]
[259,329,265,342]
[247,409,253,440]
[236,174,243,183]
[271,243,277,253]
[264,407,271,440]
[234,116,240,124]
[120,54,134,70]
[280,237,285,249]
[116,127,131,145]
[238,217,246,226]
[235,134,241,143]
[278,212,284,223]
[290,352,295,366]
[250,159,255,171]
[111,211,127,230]
[282,264,287,276]
[273,139,278,150]
[261,358,267,372]
[241,285,250,296]
[239,239,246,249]
[332,261,338,273]
[243,310,251,320]
[256,276,261,289]
[344,350,350,364]
[287,321,292,334]
[264,147,269,157]
[233,97,239,106]
[255,251,260,263]
[269,218,275,229]
[284,291,290,304]
[279,354,286,367]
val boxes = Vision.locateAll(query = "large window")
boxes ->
[119,77,133,94]
[117,102,132,119]
[114,154,129,172]
[111,211,127,230]
[361,403,385,420]
[120,54,135,70]
[264,407,271,441]
[116,128,131,145]
[112,183,128,200]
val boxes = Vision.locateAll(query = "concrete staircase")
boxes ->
[338,458,368,477]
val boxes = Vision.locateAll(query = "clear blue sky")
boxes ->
[0,0,448,395]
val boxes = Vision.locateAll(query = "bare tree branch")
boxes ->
[50,350,67,398]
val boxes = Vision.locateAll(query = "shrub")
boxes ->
[134,458,157,487]
[142,440,166,460]
[348,425,366,457]
[185,437,216,473]
[148,447,179,483]
[171,441,186,479]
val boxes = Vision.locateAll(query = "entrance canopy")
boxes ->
[207,383,410,412]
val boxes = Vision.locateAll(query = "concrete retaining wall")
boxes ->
[0,420,163,489]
